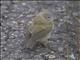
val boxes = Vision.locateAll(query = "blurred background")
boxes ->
[1,1,80,60]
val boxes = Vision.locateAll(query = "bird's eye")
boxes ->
[46,16,51,21]
[48,16,50,18]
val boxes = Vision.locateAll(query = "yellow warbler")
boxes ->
[26,10,54,49]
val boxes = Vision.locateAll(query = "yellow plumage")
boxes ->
[26,10,54,49]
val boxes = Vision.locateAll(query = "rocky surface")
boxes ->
[1,1,80,60]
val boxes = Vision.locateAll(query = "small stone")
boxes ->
[51,51,54,54]
[14,4,18,8]
[33,55,43,60]
[3,47,7,51]
[45,54,49,57]
[58,47,63,52]
[18,14,24,18]
[10,18,14,20]
[60,19,63,22]
[27,21,33,26]
[11,10,16,12]
[72,32,76,35]
[70,54,75,60]
[22,3,26,6]
[49,55,56,58]
[12,21,17,24]
[4,15,8,18]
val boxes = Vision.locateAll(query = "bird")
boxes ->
[25,9,54,49]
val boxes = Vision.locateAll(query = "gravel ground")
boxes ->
[1,1,80,60]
